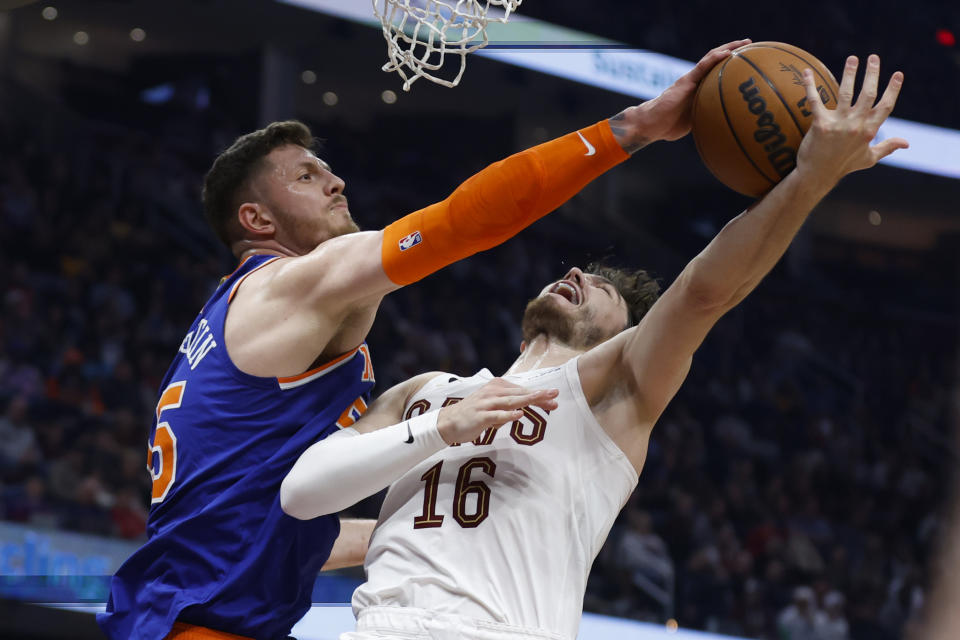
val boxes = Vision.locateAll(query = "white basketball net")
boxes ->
[372,0,523,91]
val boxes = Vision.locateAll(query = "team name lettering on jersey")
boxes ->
[404,395,549,446]
[336,396,369,429]
[179,318,218,370]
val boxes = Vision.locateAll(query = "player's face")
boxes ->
[521,267,630,349]
[255,144,359,254]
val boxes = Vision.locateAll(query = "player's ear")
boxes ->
[519,341,527,353]
[237,202,275,238]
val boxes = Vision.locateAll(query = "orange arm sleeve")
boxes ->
[381,119,629,285]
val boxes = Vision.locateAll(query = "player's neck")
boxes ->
[505,335,583,374]
[234,240,298,261]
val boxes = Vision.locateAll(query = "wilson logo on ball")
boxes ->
[738,76,797,178]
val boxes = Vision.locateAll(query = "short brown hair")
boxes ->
[201,120,315,247]
[585,262,661,327]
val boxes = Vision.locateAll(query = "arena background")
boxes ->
[1,1,959,638]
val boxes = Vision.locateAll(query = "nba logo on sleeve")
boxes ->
[398,231,423,251]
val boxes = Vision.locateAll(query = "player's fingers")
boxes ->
[531,388,560,399]
[854,54,880,111]
[871,137,910,162]
[687,51,730,83]
[869,71,905,123]
[486,388,559,410]
[487,409,524,427]
[688,40,750,82]
[802,69,827,118]
[837,55,858,108]
[530,396,560,412]
[711,38,751,55]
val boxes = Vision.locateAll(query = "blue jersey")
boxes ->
[98,255,375,640]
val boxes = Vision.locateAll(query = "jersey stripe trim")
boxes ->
[277,346,362,390]
[227,256,282,303]
[224,253,265,280]
[216,254,258,288]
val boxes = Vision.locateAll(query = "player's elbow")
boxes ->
[680,260,739,311]
[280,475,315,520]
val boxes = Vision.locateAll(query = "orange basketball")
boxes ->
[691,42,840,198]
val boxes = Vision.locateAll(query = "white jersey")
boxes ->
[352,358,639,639]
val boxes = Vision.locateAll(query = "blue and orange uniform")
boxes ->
[98,255,375,640]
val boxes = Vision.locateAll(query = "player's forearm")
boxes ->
[320,518,376,571]
[280,412,446,520]
[381,121,629,285]
[683,169,834,308]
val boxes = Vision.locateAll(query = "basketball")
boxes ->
[691,42,840,198]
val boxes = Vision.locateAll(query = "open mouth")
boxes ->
[549,280,581,305]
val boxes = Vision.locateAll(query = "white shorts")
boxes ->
[340,606,566,640]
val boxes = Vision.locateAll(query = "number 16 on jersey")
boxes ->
[414,456,496,530]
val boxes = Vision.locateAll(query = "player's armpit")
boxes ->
[321,519,376,571]
[382,120,629,285]
[578,272,722,426]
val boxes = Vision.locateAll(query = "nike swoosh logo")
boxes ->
[404,421,414,444]
[577,131,596,156]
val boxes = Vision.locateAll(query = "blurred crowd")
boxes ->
[0,81,954,640]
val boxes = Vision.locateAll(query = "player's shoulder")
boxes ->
[400,370,450,397]
[408,369,495,399]
[225,253,288,299]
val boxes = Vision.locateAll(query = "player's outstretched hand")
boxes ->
[436,378,559,446]
[608,39,751,152]
[796,54,908,185]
